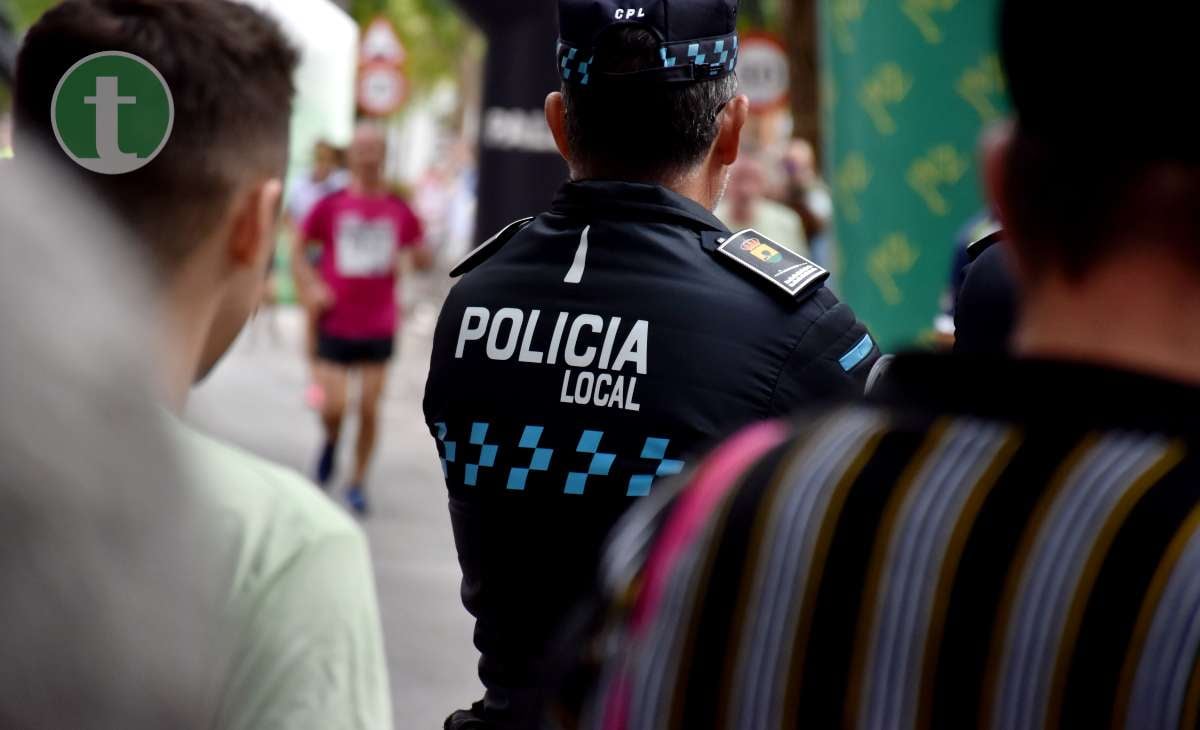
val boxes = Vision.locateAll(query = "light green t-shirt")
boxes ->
[173,421,392,730]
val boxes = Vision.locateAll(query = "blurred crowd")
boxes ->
[716,139,834,263]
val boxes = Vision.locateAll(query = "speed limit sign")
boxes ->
[737,32,790,113]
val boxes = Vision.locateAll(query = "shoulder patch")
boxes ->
[449,216,535,278]
[840,333,876,372]
[713,228,829,300]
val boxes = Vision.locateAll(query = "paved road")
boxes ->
[188,297,481,729]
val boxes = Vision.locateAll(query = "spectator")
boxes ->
[716,155,809,255]
[286,139,350,228]
[576,2,1200,729]
[782,138,834,242]
[1,147,217,730]
[13,2,391,728]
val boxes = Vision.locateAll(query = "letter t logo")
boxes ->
[52,51,174,175]
[85,76,138,166]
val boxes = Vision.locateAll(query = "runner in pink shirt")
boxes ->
[294,123,432,514]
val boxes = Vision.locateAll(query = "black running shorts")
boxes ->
[316,333,395,365]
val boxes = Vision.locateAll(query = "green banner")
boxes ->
[821,0,1006,351]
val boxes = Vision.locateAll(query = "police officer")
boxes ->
[424,2,879,727]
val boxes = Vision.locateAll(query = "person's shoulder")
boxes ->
[380,193,419,226]
[384,191,416,212]
[328,169,352,189]
[172,425,390,730]
[449,215,538,278]
[308,187,348,217]
[173,422,362,548]
[285,174,308,198]
[321,187,351,206]
[759,197,803,223]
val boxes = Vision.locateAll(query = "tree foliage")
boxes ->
[351,0,474,92]
[9,0,474,92]
[10,0,55,28]
[740,0,785,30]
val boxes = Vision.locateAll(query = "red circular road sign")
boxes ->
[738,32,790,114]
[358,61,408,117]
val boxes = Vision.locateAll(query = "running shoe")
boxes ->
[314,441,336,488]
[346,485,369,516]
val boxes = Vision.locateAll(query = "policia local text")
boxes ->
[454,307,647,411]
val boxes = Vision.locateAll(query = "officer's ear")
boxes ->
[545,92,572,165]
[713,94,750,167]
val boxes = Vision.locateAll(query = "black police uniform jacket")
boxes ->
[423,180,879,720]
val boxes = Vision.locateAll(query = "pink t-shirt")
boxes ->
[302,189,423,340]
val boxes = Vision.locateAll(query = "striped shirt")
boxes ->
[585,355,1200,730]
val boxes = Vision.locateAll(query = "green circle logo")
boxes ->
[51,51,174,175]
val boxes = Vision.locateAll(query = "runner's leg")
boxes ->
[352,362,387,488]
[313,359,348,485]
[304,311,325,408]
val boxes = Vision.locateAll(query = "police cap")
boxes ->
[557,0,738,85]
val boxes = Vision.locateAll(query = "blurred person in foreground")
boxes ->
[715,155,808,256]
[1,148,218,729]
[424,1,878,728]
[293,121,432,515]
[286,138,349,408]
[572,2,1200,728]
[13,2,391,727]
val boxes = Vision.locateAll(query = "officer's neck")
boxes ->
[573,162,724,210]
[1015,247,1200,386]
[663,166,724,212]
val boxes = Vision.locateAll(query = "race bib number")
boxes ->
[335,214,396,276]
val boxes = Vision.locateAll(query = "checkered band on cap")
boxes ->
[558,42,597,85]
[660,34,738,76]
[556,31,738,86]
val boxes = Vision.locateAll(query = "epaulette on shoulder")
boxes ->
[449,216,535,278]
[704,228,829,301]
